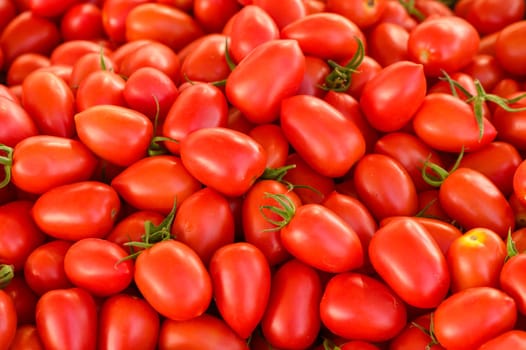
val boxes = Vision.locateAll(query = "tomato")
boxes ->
[261,259,322,350]
[366,22,409,67]
[21,70,75,138]
[413,93,497,152]
[0,289,16,349]
[495,21,526,77]
[119,41,181,82]
[455,0,525,35]
[24,240,73,295]
[353,153,418,221]
[75,105,153,167]
[478,330,526,349]
[158,313,249,350]
[0,0,16,33]
[280,94,365,178]
[0,200,46,271]
[345,55,382,100]
[296,56,331,98]
[134,240,212,321]
[225,39,305,124]
[247,124,289,168]
[251,0,306,29]
[326,0,386,29]
[60,3,104,41]
[281,12,365,61]
[0,11,60,67]
[180,127,267,197]
[36,287,98,350]
[3,275,38,325]
[407,16,480,77]
[50,40,112,67]
[179,34,231,83]
[125,3,204,52]
[193,0,241,33]
[209,242,271,339]
[8,135,98,194]
[75,70,127,111]
[162,83,228,155]
[111,155,202,215]
[98,293,160,350]
[172,187,235,265]
[8,324,44,350]
[462,54,505,92]
[0,95,38,148]
[378,0,417,31]
[369,217,450,308]
[433,287,517,350]
[106,210,165,251]
[389,313,446,350]
[123,66,178,121]
[6,53,50,86]
[29,0,80,17]
[320,272,407,342]
[439,167,515,238]
[500,253,526,315]
[102,0,150,44]
[32,181,121,240]
[492,92,526,151]
[227,5,279,63]
[69,51,117,90]
[360,60,426,132]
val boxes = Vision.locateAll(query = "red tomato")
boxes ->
[0,200,46,271]
[439,167,515,238]
[8,324,44,350]
[366,21,409,67]
[209,242,271,339]
[320,272,407,342]
[98,293,160,350]
[389,313,446,350]
[0,0,16,33]
[0,289,16,349]
[6,53,50,86]
[500,253,526,315]
[462,54,505,92]
[413,93,497,152]
[478,330,526,350]
[247,124,289,168]
[0,95,38,148]
[172,187,235,265]
[346,55,382,100]
[9,135,98,194]
[179,34,231,83]
[69,51,117,91]
[495,20,526,77]
[280,12,365,61]
[21,70,75,138]
[64,238,134,297]
[106,210,165,251]
[0,11,60,67]
[49,40,112,67]
[369,218,450,308]
[193,0,241,33]
[162,83,228,155]
[408,16,480,77]
[279,202,364,272]
[75,70,127,111]
[433,287,517,350]
[32,181,121,240]
[492,92,526,151]
[225,39,305,124]
[180,127,267,197]
[378,0,417,31]
[111,155,202,215]
[60,3,104,41]
[29,0,80,17]
[102,0,150,44]
[125,3,203,52]
[75,105,153,167]
[251,0,306,29]
[3,275,38,325]
[36,288,98,350]
[24,240,73,295]
[134,240,212,321]
[455,0,525,35]
[326,0,386,29]
[158,313,249,350]
[360,60,426,132]
[353,153,418,221]
[227,5,279,63]
[261,259,322,350]
[296,55,331,98]
[281,94,366,178]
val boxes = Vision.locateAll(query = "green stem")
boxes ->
[0,264,14,289]
[319,37,365,92]
[0,145,13,189]
[505,229,519,262]
[399,0,426,21]
[421,147,464,187]
[259,192,296,231]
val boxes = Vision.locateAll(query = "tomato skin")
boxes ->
[280,12,364,61]
[135,240,212,321]
[102,0,149,44]
[226,39,305,124]
[433,287,517,350]
[0,95,38,148]
[119,41,181,82]
[500,254,526,315]
[495,21,526,77]
[248,124,289,168]
[193,0,241,33]
[180,127,267,197]
[0,200,46,271]
[106,211,165,250]
[209,242,271,339]
[367,22,409,67]
[369,218,450,308]
[162,83,228,155]
[172,187,235,265]
[7,53,50,86]
[11,135,98,194]
[21,70,75,138]
[251,0,306,29]
[3,275,38,325]
[440,168,515,238]
[158,313,249,350]
[0,289,17,349]
[455,0,525,35]
[24,240,73,296]
[125,3,204,52]
[353,153,418,221]
[326,0,386,29]
[360,61,426,132]
[98,294,160,350]
[8,324,44,350]
[346,55,382,100]
[60,3,104,41]
[111,155,202,215]
[75,70,127,111]
[36,287,98,350]
[389,313,446,350]
[29,0,80,18]
[320,272,407,342]
[280,94,366,178]
[462,54,505,92]
[261,259,322,350]
[32,181,121,240]
[412,93,497,152]
[407,16,480,77]
[478,330,526,349]
[281,203,364,273]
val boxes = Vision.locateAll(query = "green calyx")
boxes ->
[421,147,465,187]
[319,37,365,92]
[0,264,14,289]
[259,192,296,231]
[0,144,13,189]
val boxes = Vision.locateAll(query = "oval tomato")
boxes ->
[8,324,44,350]
[75,70,127,111]
[106,210,165,251]
[3,275,38,325]
[326,0,386,29]
[251,0,306,29]
[389,313,446,350]
[193,0,241,33]
[60,3,105,41]
[0,289,16,349]
[118,41,180,82]
[0,95,38,148]
[367,22,409,67]
[500,253,526,315]
[247,124,289,169]
[478,330,526,350]
[495,20,526,77]
[6,53,50,86]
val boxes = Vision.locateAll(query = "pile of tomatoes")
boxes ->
[1,0,526,349]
